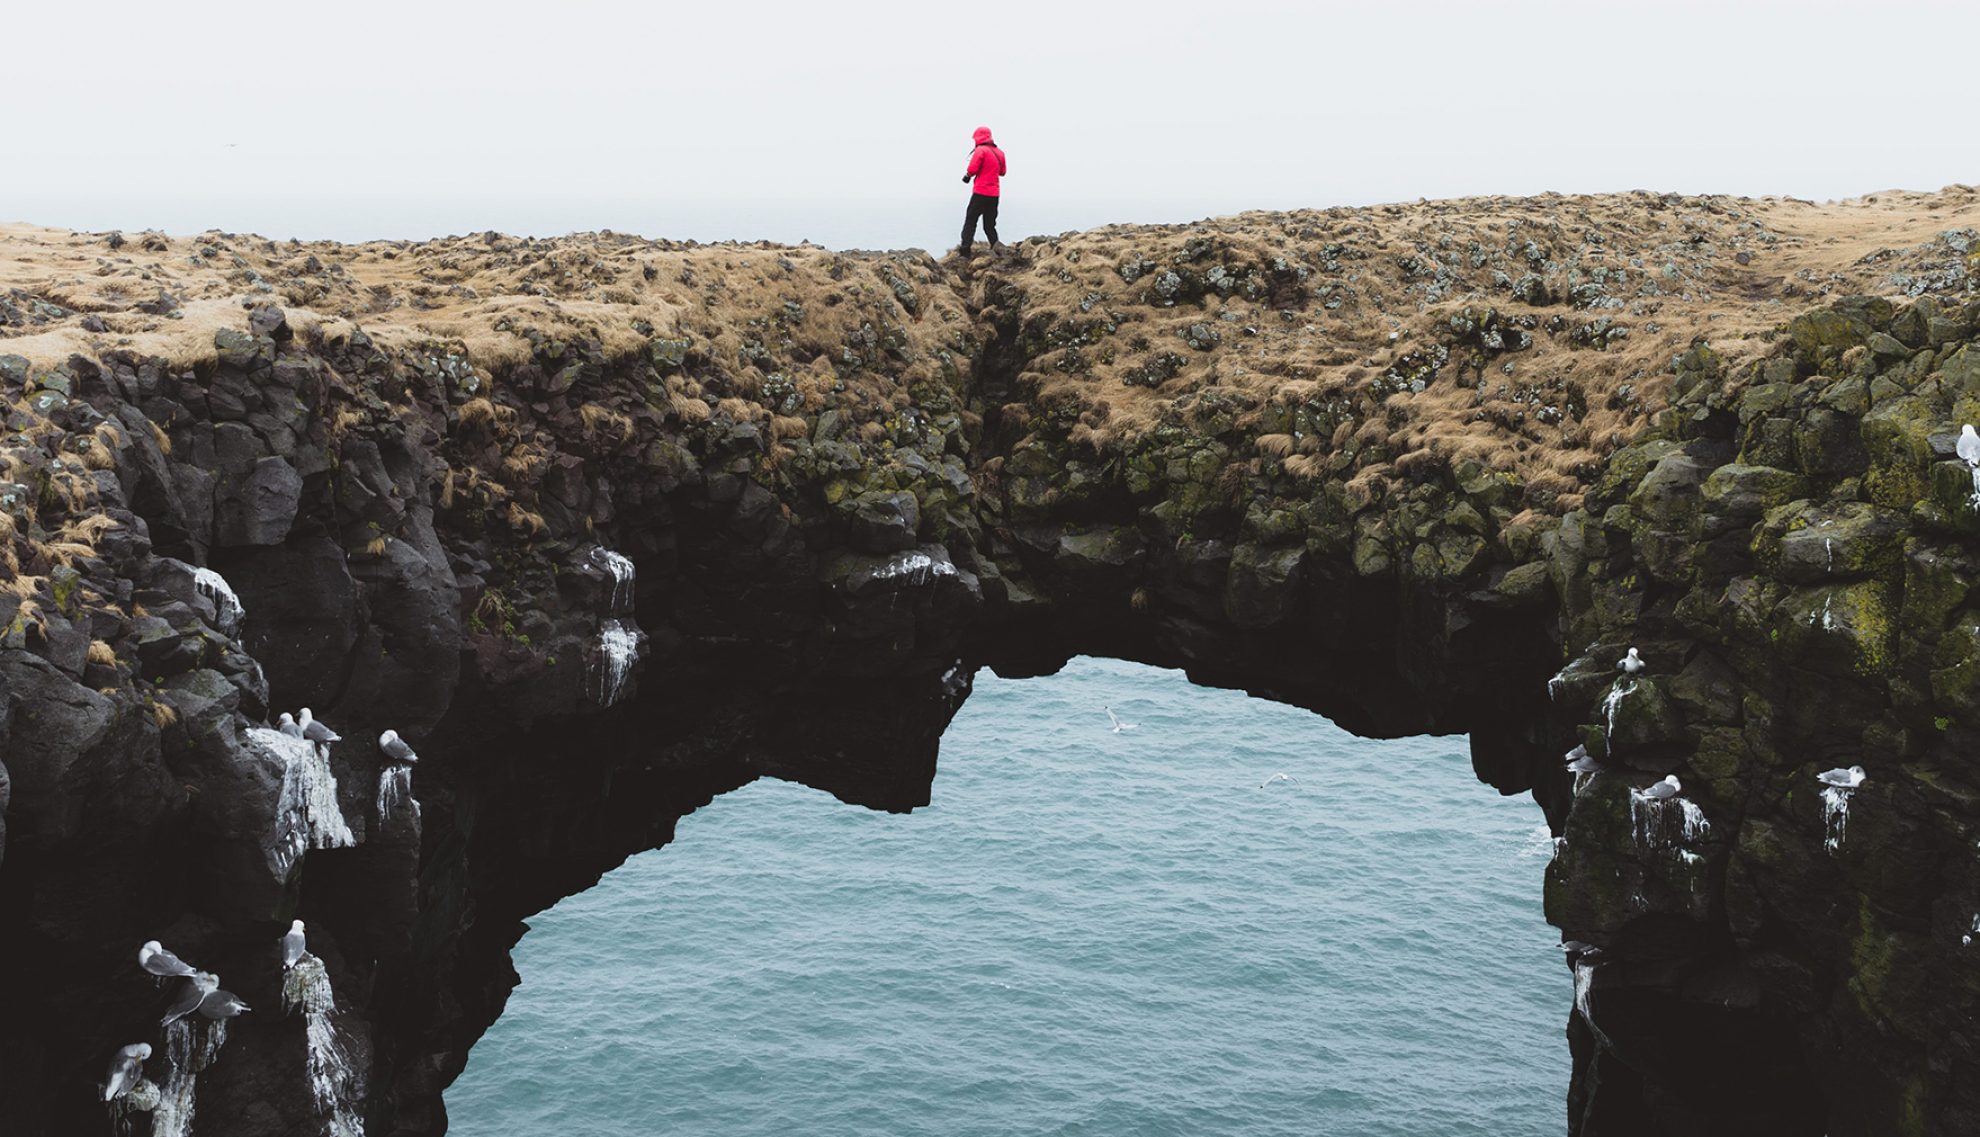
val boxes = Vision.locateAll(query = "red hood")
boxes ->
[972,126,994,146]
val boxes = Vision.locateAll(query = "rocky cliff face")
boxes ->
[1,193,1977,1136]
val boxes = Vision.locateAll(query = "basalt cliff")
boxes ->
[2,186,1980,1135]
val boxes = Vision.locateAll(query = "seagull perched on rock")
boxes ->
[1958,424,1980,468]
[101,1043,151,1101]
[197,987,250,1019]
[1618,647,1646,675]
[278,713,304,738]
[161,972,218,1026]
[378,730,419,764]
[281,919,307,969]
[1564,745,1604,774]
[1105,706,1137,733]
[138,940,199,979]
[1636,774,1682,801]
[1817,765,1867,789]
[297,708,340,746]
[1259,772,1297,789]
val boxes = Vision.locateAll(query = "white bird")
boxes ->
[1958,423,1980,468]
[138,940,199,979]
[1105,706,1137,733]
[378,729,419,764]
[1637,774,1682,801]
[281,919,307,969]
[1618,648,1646,675]
[197,988,251,1019]
[160,972,218,1026]
[297,708,340,745]
[277,713,304,738]
[1259,772,1297,789]
[1817,765,1867,789]
[101,1043,151,1102]
[1563,745,1603,774]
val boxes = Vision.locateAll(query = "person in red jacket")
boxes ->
[959,126,1007,257]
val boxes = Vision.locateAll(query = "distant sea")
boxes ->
[447,657,1567,1136]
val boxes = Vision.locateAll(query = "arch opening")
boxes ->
[446,657,1565,1136]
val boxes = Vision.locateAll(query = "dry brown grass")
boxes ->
[578,403,634,444]
[962,183,1980,510]
[87,639,117,666]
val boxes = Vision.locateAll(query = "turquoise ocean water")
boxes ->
[447,657,1566,1135]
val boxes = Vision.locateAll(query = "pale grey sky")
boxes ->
[7,0,1975,249]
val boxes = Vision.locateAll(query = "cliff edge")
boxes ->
[2,185,1979,1135]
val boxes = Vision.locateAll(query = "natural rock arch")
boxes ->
[3,198,1979,1135]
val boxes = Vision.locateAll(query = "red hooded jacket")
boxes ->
[965,127,1007,196]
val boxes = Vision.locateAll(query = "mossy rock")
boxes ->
[1350,514,1392,577]
[1922,461,1980,537]
[1860,395,1941,511]
[1052,526,1145,584]
[1752,499,1907,584]
[1772,580,1897,677]
[1223,543,1306,629]
[1793,407,1864,476]
[1701,464,1808,536]
[1601,676,1686,757]
[1788,307,1872,373]
[1928,623,1980,723]
[1900,545,1973,637]
[1590,438,1683,507]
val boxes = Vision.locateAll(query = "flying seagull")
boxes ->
[297,708,340,745]
[161,972,218,1026]
[281,919,307,969]
[378,730,419,764]
[278,713,304,738]
[101,1043,151,1102]
[1105,706,1137,733]
[1259,772,1297,789]
[138,940,199,979]
[1958,424,1980,468]
[1816,765,1867,789]
[197,988,251,1019]
[1618,647,1646,675]
[1637,774,1682,801]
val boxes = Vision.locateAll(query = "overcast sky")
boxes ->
[6,0,1975,249]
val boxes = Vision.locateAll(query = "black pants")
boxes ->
[961,193,1000,253]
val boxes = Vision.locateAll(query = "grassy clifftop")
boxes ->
[3,184,1978,524]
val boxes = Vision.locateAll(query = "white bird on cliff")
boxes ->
[281,919,307,969]
[1636,774,1682,801]
[160,972,218,1026]
[297,708,340,746]
[1560,941,1605,963]
[197,987,251,1019]
[101,1043,151,1102]
[1958,423,1980,468]
[278,713,304,738]
[1105,706,1137,733]
[1618,647,1646,675]
[138,940,199,979]
[1816,765,1867,789]
[378,729,419,765]
[1259,772,1297,789]
[1563,745,1604,774]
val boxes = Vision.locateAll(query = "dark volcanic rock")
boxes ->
[1,265,1976,1137]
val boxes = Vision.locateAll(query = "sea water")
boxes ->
[447,657,1566,1136]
